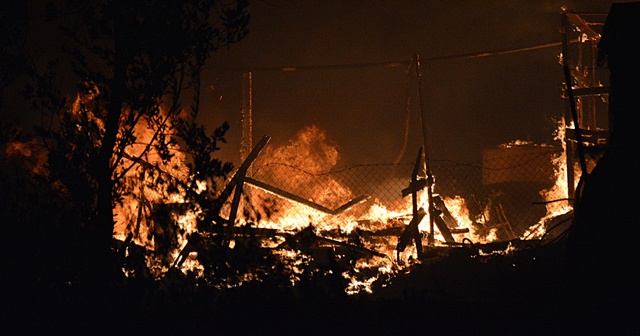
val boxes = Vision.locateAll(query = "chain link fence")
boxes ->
[242,144,563,242]
[220,54,575,244]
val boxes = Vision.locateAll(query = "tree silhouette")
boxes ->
[0,2,29,111]
[16,0,249,287]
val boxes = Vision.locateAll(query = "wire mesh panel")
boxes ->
[250,163,401,207]
[219,49,574,244]
[242,144,563,242]
[432,146,562,240]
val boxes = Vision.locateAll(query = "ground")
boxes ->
[6,231,637,336]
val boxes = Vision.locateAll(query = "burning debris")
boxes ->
[109,120,577,296]
[2,73,577,299]
[5,3,638,333]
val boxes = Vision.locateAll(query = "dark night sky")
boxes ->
[203,0,624,167]
[3,1,628,166]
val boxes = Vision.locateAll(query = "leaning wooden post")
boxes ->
[397,147,427,260]
[410,147,424,259]
[410,148,422,220]
[225,135,270,244]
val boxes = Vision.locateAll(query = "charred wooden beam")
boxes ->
[208,135,270,220]
[225,135,271,228]
[332,195,370,214]
[431,194,456,243]
[401,178,428,197]
[450,227,470,234]
[314,235,387,258]
[572,86,609,97]
[231,226,284,237]
[277,225,317,251]
[433,215,455,243]
[245,177,332,213]
[565,12,601,42]
[432,195,455,228]
[172,232,201,269]
[396,208,426,253]
[244,177,369,215]
[277,225,386,258]
[352,226,405,238]
[397,147,426,257]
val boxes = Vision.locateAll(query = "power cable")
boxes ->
[393,59,414,164]
[231,40,573,73]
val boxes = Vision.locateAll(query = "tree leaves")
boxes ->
[13,0,249,280]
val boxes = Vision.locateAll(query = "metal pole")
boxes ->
[561,11,576,204]
[415,54,436,246]
[241,71,253,163]
[561,11,588,187]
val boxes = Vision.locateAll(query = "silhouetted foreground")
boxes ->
[567,3,640,335]
[5,232,637,336]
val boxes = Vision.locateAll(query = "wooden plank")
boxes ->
[433,215,455,243]
[214,136,270,209]
[572,86,609,97]
[410,147,423,219]
[314,236,387,258]
[430,194,457,242]
[566,13,601,41]
[240,135,270,171]
[244,177,333,213]
[432,195,458,229]
[244,177,369,215]
[210,135,270,227]
[401,178,427,197]
[226,174,244,229]
[396,209,426,253]
[277,225,386,258]
[331,195,370,214]
[398,147,425,258]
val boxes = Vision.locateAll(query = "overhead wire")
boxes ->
[227,39,576,170]
[393,58,414,164]
[231,40,572,73]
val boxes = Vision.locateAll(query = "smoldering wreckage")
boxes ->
[12,3,640,334]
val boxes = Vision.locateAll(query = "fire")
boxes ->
[60,87,205,277]
[111,111,204,276]
[541,119,574,217]
[442,195,484,242]
[112,114,191,242]
[53,87,577,292]
[7,94,577,293]
[261,125,340,175]
[244,125,356,233]
[240,126,491,292]
[522,118,575,239]
[240,120,577,293]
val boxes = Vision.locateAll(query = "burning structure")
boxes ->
[3,2,640,334]
[105,7,629,300]
[3,4,621,300]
